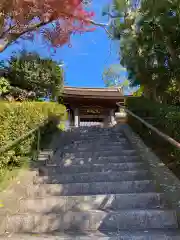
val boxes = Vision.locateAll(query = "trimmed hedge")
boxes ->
[0,101,66,169]
[126,97,180,173]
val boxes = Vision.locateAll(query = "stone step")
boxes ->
[55,155,140,166]
[75,139,120,142]
[71,138,125,144]
[74,136,101,140]
[72,141,129,146]
[0,210,178,234]
[77,131,121,134]
[19,193,167,213]
[63,145,133,152]
[74,138,128,143]
[26,180,156,197]
[72,142,131,148]
[96,155,139,163]
[63,150,137,158]
[98,143,132,148]
[64,145,133,152]
[95,146,134,151]
[3,231,180,239]
[76,133,124,137]
[35,170,151,184]
[45,162,147,174]
[99,210,178,231]
[97,149,137,155]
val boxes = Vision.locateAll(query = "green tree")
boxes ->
[109,0,180,104]
[103,64,131,94]
[2,51,63,100]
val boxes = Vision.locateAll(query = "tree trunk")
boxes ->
[176,81,180,103]
[152,88,158,102]
[143,85,151,99]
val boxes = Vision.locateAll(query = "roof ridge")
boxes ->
[64,86,122,91]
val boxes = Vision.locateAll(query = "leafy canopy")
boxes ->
[3,51,63,100]
[109,0,180,104]
[0,0,95,52]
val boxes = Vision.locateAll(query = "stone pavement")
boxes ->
[0,126,180,239]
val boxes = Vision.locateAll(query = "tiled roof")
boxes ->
[63,86,123,98]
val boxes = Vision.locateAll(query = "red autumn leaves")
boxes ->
[0,0,95,50]
[40,0,96,46]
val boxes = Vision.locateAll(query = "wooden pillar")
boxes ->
[65,110,70,130]
[103,111,109,127]
[110,109,116,126]
[74,108,79,127]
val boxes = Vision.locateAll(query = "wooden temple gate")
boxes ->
[61,87,125,128]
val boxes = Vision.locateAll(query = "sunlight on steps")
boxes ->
[1,126,180,239]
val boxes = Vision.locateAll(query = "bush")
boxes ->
[126,97,180,170]
[0,101,66,169]
[126,97,180,141]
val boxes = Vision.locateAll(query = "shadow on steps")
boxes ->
[2,126,179,238]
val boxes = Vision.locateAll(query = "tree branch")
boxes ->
[104,12,122,19]
[0,19,52,53]
[12,19,52,37]
[0,24,16,39]
[88,19,113,38]
[0,12,113,53]
[88,20,108,27]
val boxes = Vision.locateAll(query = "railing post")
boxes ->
[36,128,41,160]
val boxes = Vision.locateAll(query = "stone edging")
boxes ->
[118,123,180,219]
[37,129,65,166]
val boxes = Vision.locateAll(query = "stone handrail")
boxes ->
[116,102,180,150]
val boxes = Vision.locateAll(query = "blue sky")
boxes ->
[0,0,127,88]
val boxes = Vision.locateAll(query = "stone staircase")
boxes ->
[1,126,180,239]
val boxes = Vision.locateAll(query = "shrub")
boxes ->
[126,97,180,141]
[0,77,10,96]
[126,97,180,169]
[0,101,66,169]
